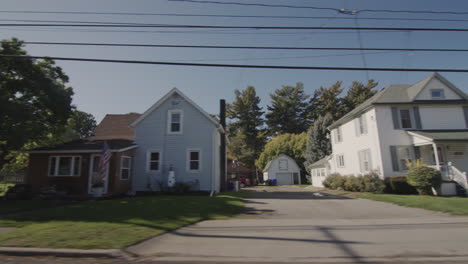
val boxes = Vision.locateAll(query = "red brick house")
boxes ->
[25,113,140,197]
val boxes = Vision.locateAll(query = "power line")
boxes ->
[2,23,468,32]
[1,12,468,23]
[169,0,468,15]
[9,41,468,53]
[1,54,467,72]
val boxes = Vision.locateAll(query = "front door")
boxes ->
[88,154,109,195]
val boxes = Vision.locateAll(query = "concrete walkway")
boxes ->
[127,186,468,263]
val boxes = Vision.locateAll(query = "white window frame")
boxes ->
[278,159,288,170]
[395,146,413,171]
[147,150,162,173]
[335,126,343,143]
[187,148,202,172]
[120,156,131,180]
[430,89,445,99]
[358,149,372,173]
[399,108,414,129]
[167,109,183,134]
[48,156,81,177]
[336,154,345,168]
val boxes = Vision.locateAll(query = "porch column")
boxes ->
[432,143,440,171]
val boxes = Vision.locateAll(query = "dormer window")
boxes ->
[431,89,445,99]
[168,110,183,134]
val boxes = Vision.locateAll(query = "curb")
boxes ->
[0,247,132,259]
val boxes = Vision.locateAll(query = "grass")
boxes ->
[361,194,468,216]
[0,200,72,215]
[0,194,245,249]
[0,183,14,197]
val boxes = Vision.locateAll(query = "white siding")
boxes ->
[330,108,383,177]
[263,154,301,184]
[415,78,462,100]
[419,106,467,129]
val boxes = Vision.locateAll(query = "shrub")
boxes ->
[173,182,191,193]
[323,172,385,193]
[360,172,385,193]
[323,173,346,190]
[384,176,418,194]
[406,166,442,195]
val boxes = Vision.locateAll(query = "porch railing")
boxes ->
[427,165,449,179]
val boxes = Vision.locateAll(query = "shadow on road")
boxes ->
[243,190,352,200]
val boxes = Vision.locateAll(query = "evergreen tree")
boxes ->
[226,86,265,168]
[342,80,378,114]
[303,113,334,170]
[308,81,344,123]
[266,82,310,135]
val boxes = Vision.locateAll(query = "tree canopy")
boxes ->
[255,133,307,172]
[303,113,334,169]
[266,82,309,135]
[0,38,74,169]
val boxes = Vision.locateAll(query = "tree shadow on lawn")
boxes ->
[0,195,246,248]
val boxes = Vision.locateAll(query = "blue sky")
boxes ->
[2,0,468,122]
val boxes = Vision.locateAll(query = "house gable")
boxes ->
[130,88,221,131]
[412,73,467,101]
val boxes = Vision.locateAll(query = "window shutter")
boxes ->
[413,146,421,160]
[354,118,360,136]
[358,150,364,173]
[413,107,422,129]
[366,150,372,171]
[362,116,368,134]
[391,107,400,129]
[390,146,399,171]
[463,106,468,128]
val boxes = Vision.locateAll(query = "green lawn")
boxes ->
[0,194,245,249]
[362,194,468,215]
[0,200,73,215]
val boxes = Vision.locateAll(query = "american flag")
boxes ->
[99,141,111,180]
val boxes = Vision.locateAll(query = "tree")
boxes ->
[255,133,307,172]
[67,110,97,139]
[0,38,74,169]
[227,86,265,168]
[266,82,310,135]
[303,113,334,170]
[342,80,378,114]
[308,81,344,122]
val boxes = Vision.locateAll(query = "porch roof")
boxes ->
[26,139,138,153]
[408,130,468,143]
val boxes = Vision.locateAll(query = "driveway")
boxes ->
[128,186,468,263]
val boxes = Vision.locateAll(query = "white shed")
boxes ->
[263,154,301,185]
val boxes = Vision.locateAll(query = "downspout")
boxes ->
[219,99,227,192]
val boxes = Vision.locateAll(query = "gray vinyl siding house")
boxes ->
[130,88,223,193]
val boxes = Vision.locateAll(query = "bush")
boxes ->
[173,182,191,193]
[323,172,384,193]
[406,166,442,195]
[384,176,418,194]
[323,173,346,190]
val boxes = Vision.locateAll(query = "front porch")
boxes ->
[409,130,468,196]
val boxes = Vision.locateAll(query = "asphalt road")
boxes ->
[126,186,468,263]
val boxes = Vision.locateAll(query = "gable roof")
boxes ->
[329,73,468,129]
[130,87,223,132]
[88,113,141,141]
[309,155,331,169]
[262,153,298,172]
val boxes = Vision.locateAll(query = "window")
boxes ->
[431,89,445,99]
[336,154,345,168]
[168,110,183,134]
[396,146,412,171]
[120,156,131,180]
[399,109,413,129]
[278,159,288,170]
[148,151,161,172]
[335,126,343,143]
[358,115,367,135]
[187,149,201,172]
[48,156,81,176]
[358,149,372,173]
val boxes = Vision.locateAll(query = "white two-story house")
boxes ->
[310,73,468,195]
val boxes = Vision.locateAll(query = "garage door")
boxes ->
[276,173,293,185]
